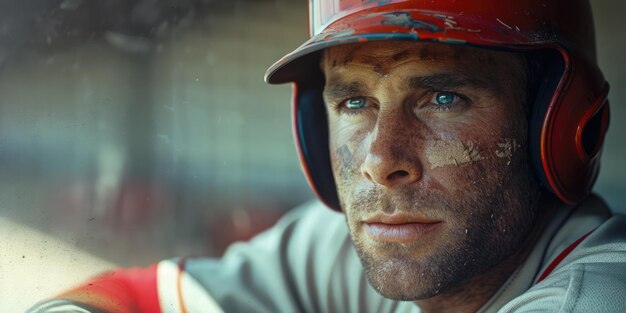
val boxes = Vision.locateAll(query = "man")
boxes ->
[31,0,626,312]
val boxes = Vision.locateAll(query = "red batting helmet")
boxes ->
[265,0,610,210]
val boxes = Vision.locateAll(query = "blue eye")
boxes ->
[435,92,456,105]
[427,91,469,112]
[346,97,367,110]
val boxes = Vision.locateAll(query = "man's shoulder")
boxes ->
[257,199,346,240]
[499,195,626,312]
[552,194,626,260]
[178,200,376,313]
[268,199,349,253]
[544,195,626,288]
[288,199,345,221]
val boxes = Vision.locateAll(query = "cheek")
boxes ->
[424,116,528,189]
[424,135,528,195]
[425,96,527,165]
[328,118,372,184]
[425,139,486,170]
[328,115,374,159]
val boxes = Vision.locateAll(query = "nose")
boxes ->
[360,121,423,188]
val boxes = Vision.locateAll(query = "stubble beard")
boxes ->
[342,161,541,301]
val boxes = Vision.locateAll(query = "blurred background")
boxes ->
[0,0,624,311]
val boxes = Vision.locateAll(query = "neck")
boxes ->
[414,194,559,313]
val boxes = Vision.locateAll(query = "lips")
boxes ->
[363,215,442,243]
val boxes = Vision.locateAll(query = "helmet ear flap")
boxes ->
[293,75,341,210]
[529,49,610,204]
[528,50,566,195]
[579,103,610,160]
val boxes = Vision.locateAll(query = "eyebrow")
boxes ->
[323,80,368,102]
[406,73,491,91]
[323,72,495,102]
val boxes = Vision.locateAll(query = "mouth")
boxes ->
[362,214,442,243]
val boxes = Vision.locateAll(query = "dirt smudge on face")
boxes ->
[335,144,353,180]
[427,140,485,169]
[495,138,521,165]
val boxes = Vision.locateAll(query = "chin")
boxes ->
[352,225,488,301]
[362,255,444,301]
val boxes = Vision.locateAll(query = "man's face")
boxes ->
[322,41,541,300]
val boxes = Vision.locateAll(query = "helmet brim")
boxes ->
[265,8,540,84]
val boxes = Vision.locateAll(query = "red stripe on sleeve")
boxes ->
[60,264,161,313]
[535,228,596,284]
[124,264,162,313]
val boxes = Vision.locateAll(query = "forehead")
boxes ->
[322,41,523,78]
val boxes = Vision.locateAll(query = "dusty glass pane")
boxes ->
[0,1,311,310]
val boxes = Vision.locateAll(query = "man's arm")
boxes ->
[28,201,377,313]
[29,201,404,313]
